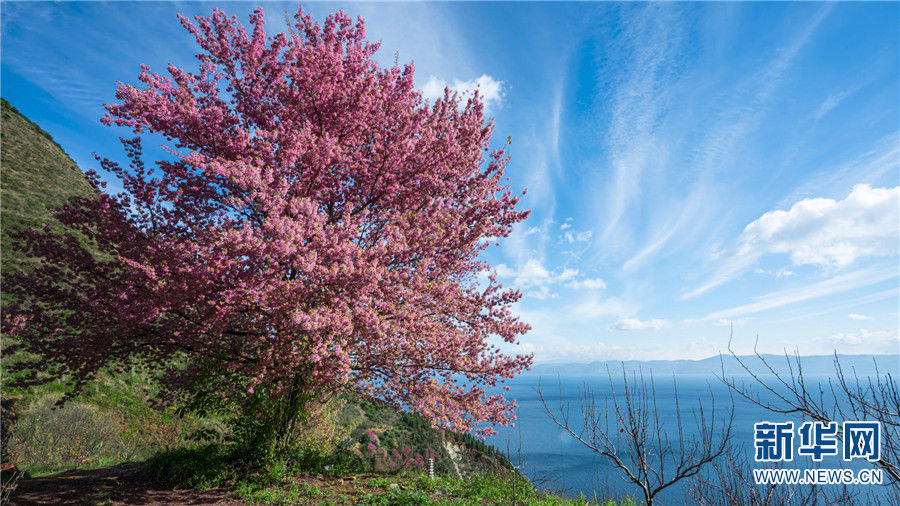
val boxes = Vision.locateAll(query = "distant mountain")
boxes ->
[0,98,94,279]
[525,354,900,378]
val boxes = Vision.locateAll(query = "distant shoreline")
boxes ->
[524,353,900,377]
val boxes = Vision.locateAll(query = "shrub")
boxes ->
[144,444,236,489]
[7,400,124,472]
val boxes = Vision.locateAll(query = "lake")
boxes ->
[487,371,897,504]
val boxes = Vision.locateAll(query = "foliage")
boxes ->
[7,400,121,474]
[353,428,440,474]
[2,6,531,461]
[144,444,237,490]
[308,472,634,505]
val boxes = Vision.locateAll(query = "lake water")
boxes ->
[487,373,896,504]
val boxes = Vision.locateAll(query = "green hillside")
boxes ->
[0,97,94,277]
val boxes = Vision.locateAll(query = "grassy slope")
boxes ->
[0,100,210,474]
[1,98,103,465]
[0,98,94,278]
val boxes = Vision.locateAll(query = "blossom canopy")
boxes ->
[3,7,532,436]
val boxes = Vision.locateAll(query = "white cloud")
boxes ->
[421,74,504,110]
[684,184,900,300]
[494,264,517,278]
[566,278,607,290]
[494,258,576,289]
[817,329,899,354]
[564,230,592,244]
[753,268,795,278]
[738,184,899,268]
[560,218,573,231]
[848,313,870,321]
[496,258,608,296]
[611,317,669,331]
[527,286,559,300]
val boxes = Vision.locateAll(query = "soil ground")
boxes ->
[11,464,247,505]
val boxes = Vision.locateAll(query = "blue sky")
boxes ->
[2,2,898,362]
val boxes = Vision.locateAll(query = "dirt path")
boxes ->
[11,463,248,505]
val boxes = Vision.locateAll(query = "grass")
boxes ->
[232,471,638,505]
[142,442,636,505]
[0,97,94,280]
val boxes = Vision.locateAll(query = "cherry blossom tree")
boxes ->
[3,7,532,456]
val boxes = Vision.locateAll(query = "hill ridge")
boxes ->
[0,97,94,278]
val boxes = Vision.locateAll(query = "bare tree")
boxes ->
[688,444,860,505]
[721,335,900,493]
[538,366,734,506]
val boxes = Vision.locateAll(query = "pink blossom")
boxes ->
[1,5,532,437]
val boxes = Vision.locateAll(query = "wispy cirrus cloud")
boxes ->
[600,6,687,247]
[814,87,855,120]
[713,318,748,327]
[702,267,899,321]
[596,4,834,276]
[778,288,898,322]
[779,134,900,208]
